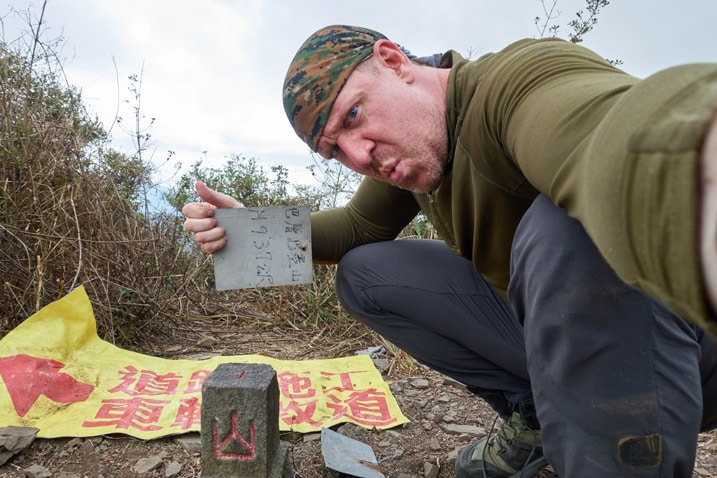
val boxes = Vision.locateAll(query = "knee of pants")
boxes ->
[334,244,384,318]
[509,195,635,318]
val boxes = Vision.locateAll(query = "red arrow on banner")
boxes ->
[0,354,95,417]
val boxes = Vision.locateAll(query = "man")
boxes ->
[183,26,717,476]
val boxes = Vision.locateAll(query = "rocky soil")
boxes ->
[1,318,716,477]
[0,365,556,478]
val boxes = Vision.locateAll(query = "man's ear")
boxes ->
[372,39,414,81]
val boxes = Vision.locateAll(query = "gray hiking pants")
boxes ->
[335,195,717,477]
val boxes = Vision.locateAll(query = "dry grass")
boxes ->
[0,36,359,354]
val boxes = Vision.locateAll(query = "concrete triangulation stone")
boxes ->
[200,363,292,478]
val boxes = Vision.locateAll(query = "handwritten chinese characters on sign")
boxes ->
[213,206,312,290]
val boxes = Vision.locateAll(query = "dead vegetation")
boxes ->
[0,8,363,357]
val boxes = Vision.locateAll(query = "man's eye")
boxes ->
[347,106,358,120]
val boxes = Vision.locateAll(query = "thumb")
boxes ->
[195,180,243,208]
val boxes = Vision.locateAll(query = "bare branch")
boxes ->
[534,0,561,38]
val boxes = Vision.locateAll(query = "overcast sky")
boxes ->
[2,0,717,188]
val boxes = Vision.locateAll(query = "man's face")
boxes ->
[316,58,449,194]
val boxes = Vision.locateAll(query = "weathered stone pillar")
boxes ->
[201,363,292,477]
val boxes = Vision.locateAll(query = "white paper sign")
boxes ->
[212,206,312,290]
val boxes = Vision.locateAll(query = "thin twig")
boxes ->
[28,0,47,67]
[69,197,82,291]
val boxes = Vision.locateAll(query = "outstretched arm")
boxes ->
[182,181,243,253]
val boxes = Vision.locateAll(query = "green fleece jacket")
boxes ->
[310,38,717,334]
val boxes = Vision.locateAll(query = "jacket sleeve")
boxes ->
[309,177,421,264]
[477,38,717,334]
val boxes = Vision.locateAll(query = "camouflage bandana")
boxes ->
[282,25,388,152]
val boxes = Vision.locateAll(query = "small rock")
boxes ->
[442,377,468,392]
[337,423,369,439]
[174,433,202,454]
[441,414,456,423]
[372,358,390,372]
[411,378,430,389]
[302,433,321,443]
[0,426,39,466]
[422,422,434,431]
[378,441,391,447]
[23,464,51,478]
[65,437,83,450]
[429,437,441,451]
[290,441,309,456]
[457,433,474,443]
[197,336,216,346]
[423,461,439,478]
[439,423,485,436]
[447,445,464,461]
[437,394,452,403]
[134,455,162,474]
[77,439,94,455]
[165,461,182,477]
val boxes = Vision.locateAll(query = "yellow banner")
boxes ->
[0,286,408,439]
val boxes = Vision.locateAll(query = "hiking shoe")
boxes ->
[454,410,547,477]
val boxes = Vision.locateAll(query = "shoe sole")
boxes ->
[508,456,549,478]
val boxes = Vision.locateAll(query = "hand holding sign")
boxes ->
[182,181,313,290]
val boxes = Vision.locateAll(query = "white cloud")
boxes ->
[3,0,717,189]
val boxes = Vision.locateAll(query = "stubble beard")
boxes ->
[393,121,449,194]
[399,154,447,193]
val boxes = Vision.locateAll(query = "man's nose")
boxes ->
[337,134,372,169]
